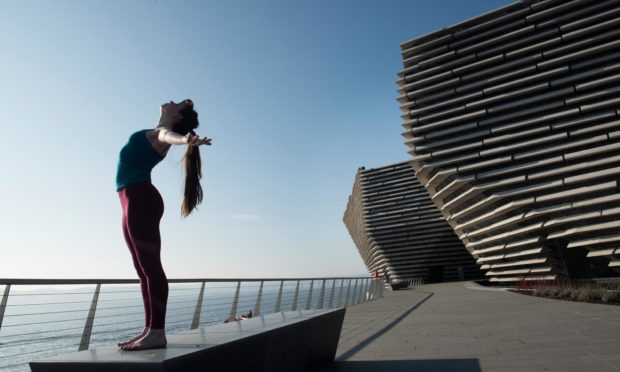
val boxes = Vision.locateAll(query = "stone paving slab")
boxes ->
[322,281,620,372]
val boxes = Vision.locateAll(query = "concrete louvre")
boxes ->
[398,0,620,282]
[343,162,483,283]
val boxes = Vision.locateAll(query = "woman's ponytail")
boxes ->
[174,103,203,217]
[181,142,203,217]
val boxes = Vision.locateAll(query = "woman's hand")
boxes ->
[184,133,212,146]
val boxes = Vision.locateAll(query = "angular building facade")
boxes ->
[398,0,620,282]
[343,162,483,283]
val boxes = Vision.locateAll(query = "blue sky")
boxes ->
[0,0,511,280]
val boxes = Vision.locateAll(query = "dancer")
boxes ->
[116,99,211,351]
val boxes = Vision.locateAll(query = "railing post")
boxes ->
[229,281,241,319]
[317,279,326,309]
[356,278,364,304]
[190,281,205,329]
[254,280,264,316]
[351,279,358,306]
[373,279,379,300]
[274,280,284,313]
[328,279,336,308]
[371,279,378,300]
[345,279,352,307]
[78,283,101,351]
[337,279,344,307]
[304,280,314,310]
[363,278,371,302]
[0,284,11,333]
[379,279,384,297]
[291,280,300,311]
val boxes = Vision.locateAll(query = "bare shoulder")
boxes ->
[146,129,170,156]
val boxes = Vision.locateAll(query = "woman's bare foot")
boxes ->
[120,328,167,351]
[117,327,150,347]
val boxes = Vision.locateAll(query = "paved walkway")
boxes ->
[322,282,620,372]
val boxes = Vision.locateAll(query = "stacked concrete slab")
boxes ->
[343,162,483,283]
[398,0,620,282]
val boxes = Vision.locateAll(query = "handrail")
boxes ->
[0,277,367,285]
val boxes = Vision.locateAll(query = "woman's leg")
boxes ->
[116,209,151,346]
[129,235,168,330]
[121,183,168,350]
[122,216,153,326]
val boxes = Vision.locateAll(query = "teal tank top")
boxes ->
[116,129,165,191]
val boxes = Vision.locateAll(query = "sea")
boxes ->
[0,279,359,371]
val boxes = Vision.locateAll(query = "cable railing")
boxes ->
[0,276,384,371]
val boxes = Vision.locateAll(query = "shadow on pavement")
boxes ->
[322,358,481,372]
[336,291,434,361]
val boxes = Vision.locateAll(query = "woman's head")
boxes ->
[161,99,199,135]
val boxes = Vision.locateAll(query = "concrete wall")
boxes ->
[397,0,620,282]
[343,162,483,283]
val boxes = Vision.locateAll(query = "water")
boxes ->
[0,279,356,371]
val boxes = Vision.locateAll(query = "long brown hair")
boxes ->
[173,100,203,217]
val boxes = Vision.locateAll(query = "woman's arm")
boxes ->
[157,128,212,146]
[157,128,189,145]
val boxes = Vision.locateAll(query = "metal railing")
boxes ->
[0,276,384,371]
[405,277,425,287]
[384,276,425,290]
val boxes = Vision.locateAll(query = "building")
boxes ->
[343,161,483,283]
[398,0,620,282]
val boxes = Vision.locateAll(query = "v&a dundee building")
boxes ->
[344,162,484,284]
[345,0,620,284]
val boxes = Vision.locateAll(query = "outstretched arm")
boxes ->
[157,128,212,146]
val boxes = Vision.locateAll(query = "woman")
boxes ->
[115,99,211,351]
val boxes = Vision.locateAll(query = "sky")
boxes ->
[0,0,512,281]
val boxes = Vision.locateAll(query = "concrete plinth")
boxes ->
[30,308,345,372]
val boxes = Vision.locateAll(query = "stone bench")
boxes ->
[30,308,345,372]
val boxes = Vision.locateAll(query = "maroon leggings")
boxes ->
[118,182,168,329]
